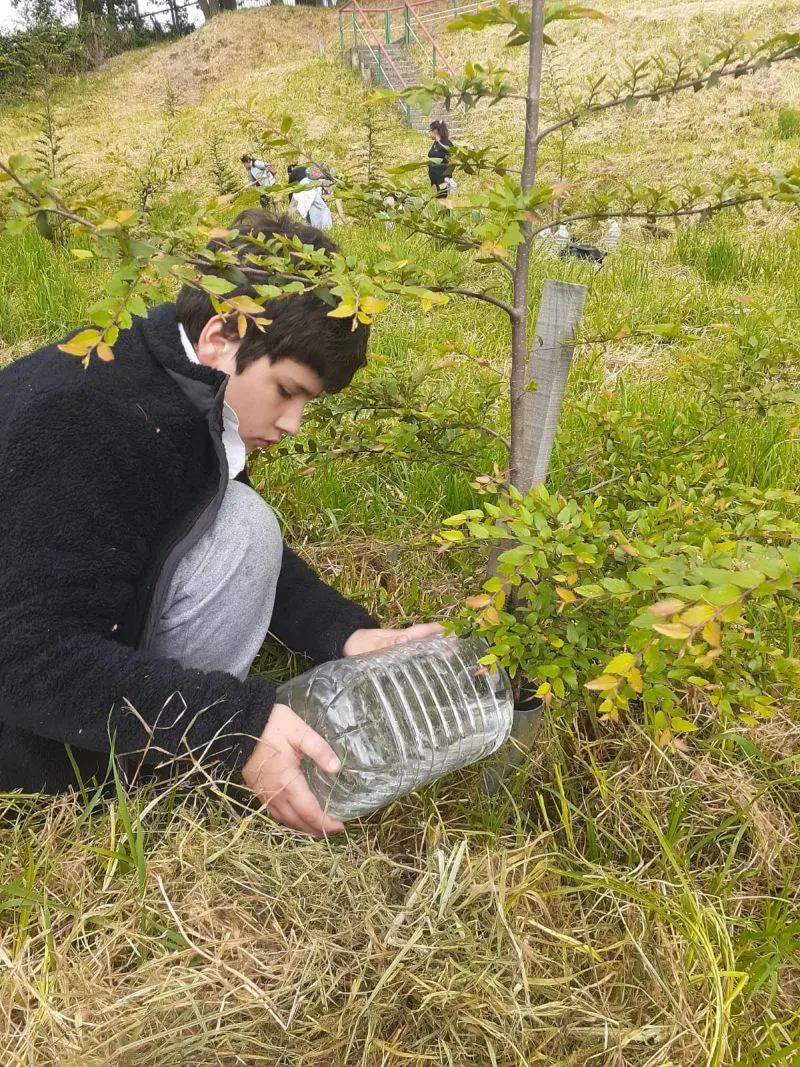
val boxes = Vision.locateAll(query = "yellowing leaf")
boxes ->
[96,342,115,362]
[658,730,690,754]
[71,329,102,346]
[116,209,137,224]
[58,328,102,358]
[328,302,356,319]
[680,603,716,627]
[719,603,743,623]
[627,666,643,693]
[702,620,722,647]
[237,313,247,339]
[478,238,508,258]
[58,341,91,357]
[695,648,723,667]
[481,605,500,625]
[360,295,389,315]
[606,652,635,676]
[465,594,492,609]
[653,622,692,640]
[556,587,576,603]
[585,674,618,692]
[650,598,686,616]
[230,295,265,315]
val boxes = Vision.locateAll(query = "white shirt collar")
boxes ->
[177,323,247,480]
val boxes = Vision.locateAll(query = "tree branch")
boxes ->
[401,222,516,275]
[0,160,98,231]
[429,285,518,318]
[536,49,800,145]
[454,423,510,450]
[530,193,765,237]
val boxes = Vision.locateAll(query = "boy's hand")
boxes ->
[241,704,345,837]
[343,622,445,657]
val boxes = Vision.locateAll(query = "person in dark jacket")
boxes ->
[427,120,454,199]
[0,210,440,835]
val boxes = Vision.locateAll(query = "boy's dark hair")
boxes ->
[175,211,369,394]
[240,154,253,164]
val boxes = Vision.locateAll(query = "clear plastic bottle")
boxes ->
[276,636,514,820]
[604,219,622,251]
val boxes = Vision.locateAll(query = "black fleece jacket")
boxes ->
[0,303,377,792]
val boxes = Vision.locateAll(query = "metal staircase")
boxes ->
[338,0,466,132]
[353,43,460,133]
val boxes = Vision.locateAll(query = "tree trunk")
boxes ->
[198,0,221,19]
[509,0,546,490]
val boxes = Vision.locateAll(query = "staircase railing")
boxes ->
[338,0,464,78]
[403,1,455,78]
[340,0,414,125]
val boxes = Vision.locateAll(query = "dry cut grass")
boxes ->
[1,713,798,1067]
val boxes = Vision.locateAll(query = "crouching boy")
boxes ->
[0,210,440,834]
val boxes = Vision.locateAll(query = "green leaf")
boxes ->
[601,577,630,594]
[670,717,700,733]
[727,569,766,589]
[705,584,742,607]
[202,275,237,295]
[128,239,157,260]
[575,584,604,598]
[128,294,148,318]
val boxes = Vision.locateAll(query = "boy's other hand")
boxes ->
[343,622,445,657]
[242,704,345,837]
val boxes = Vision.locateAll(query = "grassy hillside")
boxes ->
[445,0,800,202]
[0,7,419,209]
[1,2,800,1065]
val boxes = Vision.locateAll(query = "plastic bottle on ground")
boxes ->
[604,219,621,250]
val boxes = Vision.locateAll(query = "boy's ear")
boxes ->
[195,315,240,373]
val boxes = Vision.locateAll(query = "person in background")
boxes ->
[427,120,454,199]
[241,154,276,190]
[289,163,348,226]
[289,164,334,231]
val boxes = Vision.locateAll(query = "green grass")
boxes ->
[1,1,800,1064]
[777,106,800,140]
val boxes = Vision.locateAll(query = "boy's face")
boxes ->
[196,317,324,452]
